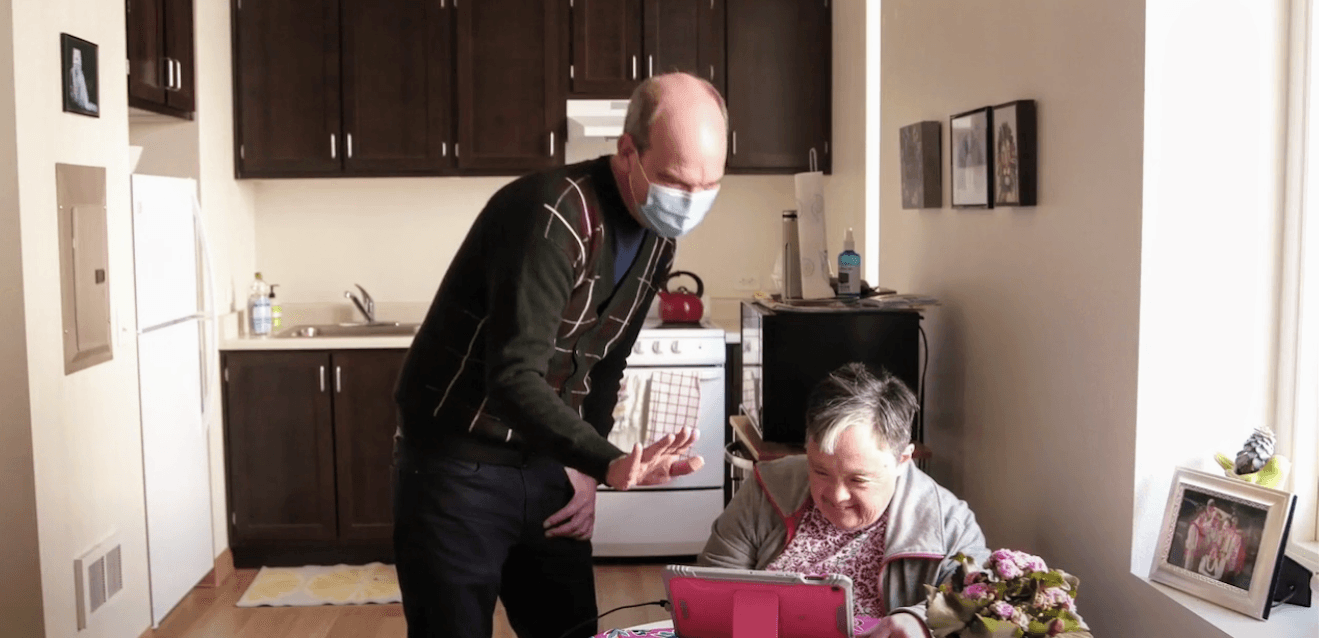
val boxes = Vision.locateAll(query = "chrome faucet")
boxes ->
[345,284,376,324]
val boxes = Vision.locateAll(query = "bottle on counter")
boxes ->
[248,272,272,336]
[270,284,282,331]
[838,228,861,298]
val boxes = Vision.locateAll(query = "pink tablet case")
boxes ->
[663,568,854,638]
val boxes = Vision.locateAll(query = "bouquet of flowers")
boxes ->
[925,549,1093,638]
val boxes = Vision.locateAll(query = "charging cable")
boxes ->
[555,600,671,638]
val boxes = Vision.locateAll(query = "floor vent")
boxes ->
[74,532,123,631]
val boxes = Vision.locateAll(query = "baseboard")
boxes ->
[137,548,236,638]
[197,547,235,588]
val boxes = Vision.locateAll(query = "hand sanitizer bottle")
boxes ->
[248,272,272,336]
[838,228,861,298]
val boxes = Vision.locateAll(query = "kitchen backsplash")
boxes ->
[251,171,805,303]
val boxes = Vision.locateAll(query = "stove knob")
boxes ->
[633,342,643,355]
[652,341,663,354]
[670,341,681,354]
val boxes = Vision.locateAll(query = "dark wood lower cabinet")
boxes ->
[223,349,404,567]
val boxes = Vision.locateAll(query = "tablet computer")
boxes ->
[661,565,858,638]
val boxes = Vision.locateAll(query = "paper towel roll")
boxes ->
[794,168,834,299]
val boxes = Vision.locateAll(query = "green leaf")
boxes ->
[975,615,1026,638]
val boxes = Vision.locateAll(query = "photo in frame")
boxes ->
[1149,467,1297,620]
[950,107,992,208]
[899,121,942,209]
[60,33,99,118]
[992,100,1037,206]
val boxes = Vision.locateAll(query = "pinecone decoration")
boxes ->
[1235,426,1276,475]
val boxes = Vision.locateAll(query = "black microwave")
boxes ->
[741,302,923,446]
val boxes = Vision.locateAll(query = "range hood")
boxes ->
[567,99,629,139]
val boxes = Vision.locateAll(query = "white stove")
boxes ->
[593,317,728,558]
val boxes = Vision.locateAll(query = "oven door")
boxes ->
[602,365,726,490]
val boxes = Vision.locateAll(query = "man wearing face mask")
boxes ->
[392,72,728,638]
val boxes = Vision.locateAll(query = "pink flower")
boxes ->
[1047,618,1067,636]
[1021,554,1048,574]
[964,583,994,601]
[990,601,1015,619]
[964,570,989,586]
[1034,587,1076,611]
[990,550,1024,580]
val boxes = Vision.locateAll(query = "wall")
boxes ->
[251,3,871,307]
[128,118,199,180]
[194,0,257,556]
[0,0,47,633]
[880,0,1224,635]
[11,0,153,637]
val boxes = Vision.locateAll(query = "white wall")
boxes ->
[880,0,1227,635]
[251,4,871,306]
[10,0,153,636]
[128,118,199,180]
[0,0,47,633]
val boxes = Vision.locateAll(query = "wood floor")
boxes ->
[152,564,670,638]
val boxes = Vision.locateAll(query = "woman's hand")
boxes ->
[862,613,929,638]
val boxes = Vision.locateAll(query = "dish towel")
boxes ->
[645,370,701,439]
[608,372,650,451]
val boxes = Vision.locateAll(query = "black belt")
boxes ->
[394,428,540,469]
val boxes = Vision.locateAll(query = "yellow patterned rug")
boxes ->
[236,563,401,607]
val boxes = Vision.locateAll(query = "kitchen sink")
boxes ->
[275,322,421,338]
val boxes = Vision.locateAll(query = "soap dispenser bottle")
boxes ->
[838,228,861,298]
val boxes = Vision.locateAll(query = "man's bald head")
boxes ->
[623,73,728,154]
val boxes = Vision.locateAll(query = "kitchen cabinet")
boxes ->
[725,0,831,174]
[568,0,724,98]
[570,0,642,97]
[127,0,195,118]
[223,349,405,566]
[233,0,454,177]
[456,0,563,172]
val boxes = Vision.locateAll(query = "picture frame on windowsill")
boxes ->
[1149,467,1298,620]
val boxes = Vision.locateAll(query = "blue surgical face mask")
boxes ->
[630,159,719,238]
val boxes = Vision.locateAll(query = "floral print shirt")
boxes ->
[765,500,890,616]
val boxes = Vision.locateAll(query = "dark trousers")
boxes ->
[393,447,599,638]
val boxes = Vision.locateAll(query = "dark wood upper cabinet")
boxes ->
[456,0,563,172]
[234,0,342,177]
[223,351,338,545]
[127,0,195,118]
[645,0,725,97]
[331,350,406,542]
[341,0,453,174]
[725,0,831,174]
[570,0,642,97]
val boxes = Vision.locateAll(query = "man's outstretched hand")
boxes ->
[605,427,704,491]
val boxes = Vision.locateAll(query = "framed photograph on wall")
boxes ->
[1149,467,1297,619]
[950,107,992,208]
[60,34,99,118]
[900,121,942,209]
[992,100,1037,206]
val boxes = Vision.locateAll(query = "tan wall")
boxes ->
[10,0,153,636]
[128,118,200,180]
[194,0,257,558]
[251,3,872,307]
[0,0,47,634]
[880,0,1224,634]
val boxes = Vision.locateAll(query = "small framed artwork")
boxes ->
[992,100,1037,206]
[949,107,992,208]
[1149,467,1297,620]
[60,34,99,118]
[899,121,942,209]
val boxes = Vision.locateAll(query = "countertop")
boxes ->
[220,298,750,351]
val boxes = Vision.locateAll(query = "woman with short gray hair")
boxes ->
[700,363,990,638]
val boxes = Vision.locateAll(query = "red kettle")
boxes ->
[658,271,704,324]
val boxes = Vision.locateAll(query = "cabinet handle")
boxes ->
[442,141,447,157]
[549,132,555,157]
[335,366,342,393]
[648,55,654,78]
[174,59,183,91]
[732,131,737,155]
[165,57,173,90]
[632,55,637,80]
[330,134,337,159]
[709,65,715,81]
[347,133,354,158]
[319,366,326,392]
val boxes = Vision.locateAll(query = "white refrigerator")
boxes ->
[131,174,216,627]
